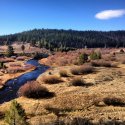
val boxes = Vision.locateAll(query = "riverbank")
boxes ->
[0,60,36,89]
[0,59,49,104]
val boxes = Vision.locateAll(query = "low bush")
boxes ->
[7,67,25,73]
[59,70,68,77]
[90,51,101,60]
[103,97,125,106]
[16,56,27,61]
[42,75,63,84]
[120,49,124,53]
[70,67,80,75]
[79,65,94,74]
[70,65,94,75]
[0,62,4,69]
[18,81,54,99]
[91,60,112,67]
[70,77,86,86]
[9,63,21,67]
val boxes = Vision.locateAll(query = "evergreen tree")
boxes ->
[6,45,14,57]
[79,53,88,64]
[0,29,125,49]
[4,100,28,125]
[21,44,25,53]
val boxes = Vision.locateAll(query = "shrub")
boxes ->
[70,67,80,75]
[9,63,21,67]
[103,97,125,106]
[79,65,94,74]
[16,56,28,61]
[6,45,14,57]
[0,62,4,69]
[71,65,94,75]
[18,81,54,99]
[70,77,86,86]
[7,67,25,73]
[78,53,88,65]
[120,49,124,53]
[91,60,112,67]
[59,70,68,77]
[90,51,101,60]
[42,75,63,84]
[4,100,28,125]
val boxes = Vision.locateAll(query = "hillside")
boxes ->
[0,29,125,51]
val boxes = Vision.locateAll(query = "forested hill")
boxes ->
[0,29,125,51]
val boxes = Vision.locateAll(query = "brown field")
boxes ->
[0,43,50,54]
[1,48,125,124]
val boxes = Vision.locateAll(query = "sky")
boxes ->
[0,0,125,35]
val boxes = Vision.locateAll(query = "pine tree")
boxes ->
[4,100,28,125]
[79,53,88,64]
[21,44,25,53]
[6,45,14,57]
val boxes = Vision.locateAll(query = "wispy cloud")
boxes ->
[95,9,125,20]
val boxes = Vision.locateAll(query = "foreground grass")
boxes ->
[1,52,125,124]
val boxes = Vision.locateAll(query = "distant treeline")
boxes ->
[0,29,125,51]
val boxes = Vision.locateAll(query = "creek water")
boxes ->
[0,59,49,104]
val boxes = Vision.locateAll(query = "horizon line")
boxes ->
[0,28,125,36]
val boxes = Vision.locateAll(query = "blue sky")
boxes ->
[0,0,125,35]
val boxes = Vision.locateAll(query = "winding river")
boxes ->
[0,59,49,104]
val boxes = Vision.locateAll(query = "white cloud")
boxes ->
[95,9,125,20]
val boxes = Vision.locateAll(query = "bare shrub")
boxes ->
[7,67,25,73]
[42,75,63,84]
[120,49,124,53]
[70,67,80,75]
[16,56,28,61]
[71,65,94,75]
[59,70,68,77]
[103,97,125,106]
[9,63,21,67]
[70,77,86,86]
[79,65,94,74]
[91,60,112,67]
[18,81,54,99]
[0,58,14,63]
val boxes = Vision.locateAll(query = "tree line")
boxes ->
[0,29,125,51]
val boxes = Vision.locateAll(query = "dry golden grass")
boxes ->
[1,51,125,124]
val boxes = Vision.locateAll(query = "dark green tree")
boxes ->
[6,45,14,57]
[21,44,25,53]
[4,100,28,125]
[79,53,88,64]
